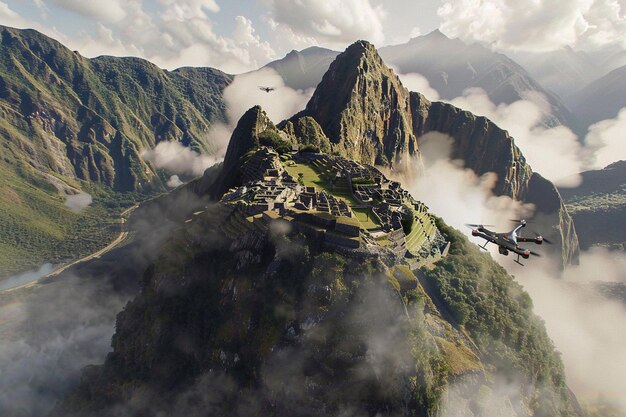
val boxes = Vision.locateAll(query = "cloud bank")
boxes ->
[448,88,585,186]
[438,0,626,52]
[506,250,626,412]
[143,141,217,177]
[394,70,441,101]
[585,107,626,169]
[263,0,386,48]
[223,67,313,124]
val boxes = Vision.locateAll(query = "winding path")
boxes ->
[1,204,139,293]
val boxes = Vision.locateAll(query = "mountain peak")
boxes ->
[211,105,276,197]
[425,28,447,39]
[297,41,418,167]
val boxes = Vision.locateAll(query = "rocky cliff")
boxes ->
[293,40,419,168]
[211,105,278,198]
[410,95,580,265]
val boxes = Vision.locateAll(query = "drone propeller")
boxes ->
[534,232,553,244]
[509,219,533,223]
[464,223,494,228]
[529,250,542,257]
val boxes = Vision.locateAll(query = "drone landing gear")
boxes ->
[514,253,524,266]
[478,241,489,251]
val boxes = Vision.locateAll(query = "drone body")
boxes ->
[466,220,551,265]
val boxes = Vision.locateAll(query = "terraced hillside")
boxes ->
[222,146,447,268]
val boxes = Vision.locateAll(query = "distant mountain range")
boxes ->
[379,30,581,131]
[566,65,626,128]
[264,30,581,133]
[510,47,601,100]
[263,46,338,91]
[0,25,585,277]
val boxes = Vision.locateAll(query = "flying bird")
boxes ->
[258,86,276,93]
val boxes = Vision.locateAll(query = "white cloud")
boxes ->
[507,250,626,411]
[52,0,127,23]
[166,175,183,188]
[263,0,386,48]
[393,132,535,235]
[445,89,626,183]
[223,67,313,125]
[64,192,93,212]
[584,107,626,169]
[142,141,217,177]
[449,88,585,186]
[159,0,220,20]
[394,71,440,101]
[438,0,626,52]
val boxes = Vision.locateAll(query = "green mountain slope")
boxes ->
[0,25,231,276]
[52,171,582,417]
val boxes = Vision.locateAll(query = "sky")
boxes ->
[0,0,624,73]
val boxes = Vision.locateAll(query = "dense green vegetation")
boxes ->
[0,159,145,276]
[0,25,232,275]
[56,211,448,415]
[418,218,573,415]
[55,204,580,416]
[257,129,292,154]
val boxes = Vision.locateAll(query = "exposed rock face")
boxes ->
[280,116,331,153]
[211,105,276,198]
[409,93,580,265]
[295,40,419,167]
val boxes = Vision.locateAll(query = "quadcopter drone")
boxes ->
[465,220,552,265]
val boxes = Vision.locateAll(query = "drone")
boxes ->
[258,86,276,93]
[465,220,552,265]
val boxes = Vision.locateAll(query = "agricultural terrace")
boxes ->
[284,160,380,230]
